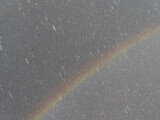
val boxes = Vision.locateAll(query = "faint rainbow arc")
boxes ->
[25,24,160,120]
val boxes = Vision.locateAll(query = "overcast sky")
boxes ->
[42,33,160,120]
[0,0,160,120]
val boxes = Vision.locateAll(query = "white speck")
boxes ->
[18,3,22,11]
[141,107,145,112]
[124,108,128,114]
[76,55,79,61]
[31,54,35,59]
[61,65,65,70]
[100,53,104,57]
[126,105,130,111]
[124,105,130,114]
[0,44,3,51]
[113,0,118,5]
[67,20,71,23]
[35,2,38,6]
[103,45,106,48]
[2,104,4,108]
[96,49,100,53]
[27,0,31,4]
[25,58,29,64]
[111,6,114,10]
[45,16,48,21]
[89,51,93,56]
[52,25,57,31]
[1,88,4,93]
[8,91,13,98]
[90,1,95,7]
[101,80,105,85]
[40,80,43,85]
[0,36,2,39]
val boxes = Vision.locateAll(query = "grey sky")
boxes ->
[0,0,160,119]
[43,33,160,120]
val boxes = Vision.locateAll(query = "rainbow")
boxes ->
[24,23,160,120]
[1,1,160,120]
